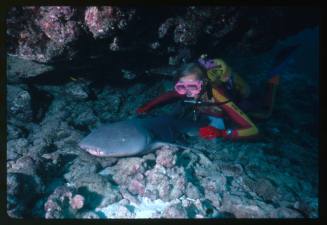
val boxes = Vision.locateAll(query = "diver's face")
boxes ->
[175,73,203,98]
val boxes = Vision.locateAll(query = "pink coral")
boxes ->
[156,147,177,168]
[37,6,80,44]
[84,6,133,39]
[70,194,85,210]
[128,179,145,195]
[85,6,114,38]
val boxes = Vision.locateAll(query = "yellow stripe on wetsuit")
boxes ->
[211,87,258,138]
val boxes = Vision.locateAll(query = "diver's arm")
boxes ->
[137,91,183,114]
[211,87,259,139]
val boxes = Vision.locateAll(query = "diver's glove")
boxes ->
[199,126,237,140]
[199,126,223,140]
[136,107,148,115]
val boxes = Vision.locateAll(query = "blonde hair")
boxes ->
[177,63,206,81]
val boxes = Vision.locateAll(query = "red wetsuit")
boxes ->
[137,86,259,140]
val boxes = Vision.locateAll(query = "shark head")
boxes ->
[79,119,154,157]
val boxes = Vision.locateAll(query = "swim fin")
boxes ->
[268,43,301,78]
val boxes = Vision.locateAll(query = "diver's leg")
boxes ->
[264,75,279,110]
[249,75,280,120]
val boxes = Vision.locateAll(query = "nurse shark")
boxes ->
[78,116,205,157]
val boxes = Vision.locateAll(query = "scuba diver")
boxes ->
[136,55,280,141]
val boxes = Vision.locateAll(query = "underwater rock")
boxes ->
[7,85,33,122]
[65,81,90,100]
[44,185,86,218]
[144,165,167,187]
[63,156,101,184]
[143,155,188,203]
[9,155,42,177]
[7,6,318,64]
[28,101,82,151]
[168,168,187,200]
[119,187,141,205]
[145,66,179,78]
[6,6,135,63]
[200,175,226,209]
[95,89,122,110]
[40,152,70,179]
[121,69,137,80]
[7,55,54,83]
[95,157,118,168]
[95,200,137,218]
[6,7,76,63]
[158,7,239,47]
[127,177,146,196]
[110,157,146,185]
[149,41,160,50]
[293,198,318,218]
[156,6,318,57]
[67,103,98,130]
[158,17,174,39]
[168,47,192,66]
[145,165,170,201]
[84,7,134,39]
[54,130,84,151]
[7,124,24,141]
[93,92,122,122]
[173,19,199,46]
[36,6,80,44]
[218,162,244,177]
[64,157,122,207]
[84,6,114,38]
[142,153,156,162]
[109,36,120,51]
[157,180,172,202]
[271,207,303,218]
[203,189,222,211]
[28,135,57,157]
[244,162,268,179]
[205,174,227,193]
[185,182,202,200]
[243,177,278,202]
[143,189,159,201]
[81,211,101,219]
[162,203,188,218]
[7,138,29,161]
[7,172,44,218]
[220,192,274,218]
[155,146,178,168]
[115,205,136,218]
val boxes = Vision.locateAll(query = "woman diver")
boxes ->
[136,56,279,140]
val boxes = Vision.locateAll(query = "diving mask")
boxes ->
[174,80,203,97]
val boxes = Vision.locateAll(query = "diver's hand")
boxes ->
[221,129,237,140]
[199,126,223,140]
[136,107,147,115]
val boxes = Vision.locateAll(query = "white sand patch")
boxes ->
[95,197,179,218]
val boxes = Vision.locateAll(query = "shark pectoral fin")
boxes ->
[144,141,168,154]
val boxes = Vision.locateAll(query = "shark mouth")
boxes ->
[79,144,106,156]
